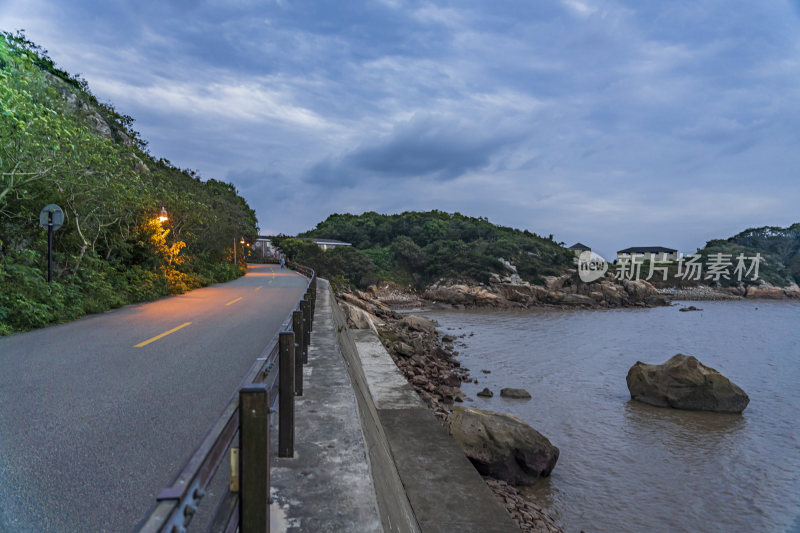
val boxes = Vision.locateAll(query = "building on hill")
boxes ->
[567,243,591,257]
[616,246,678,262]
[310,238,352,251]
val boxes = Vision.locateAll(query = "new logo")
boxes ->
[578,250,608,282]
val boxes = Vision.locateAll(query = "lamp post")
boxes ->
[39,204,64,282]
[233,237,250,266]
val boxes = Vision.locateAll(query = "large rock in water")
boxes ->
[445,406,559,485]
[626,354,749,413]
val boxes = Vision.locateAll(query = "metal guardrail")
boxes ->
[135,267,317,533]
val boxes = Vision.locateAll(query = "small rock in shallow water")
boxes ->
[477,387,494,397]
[500,388,532,399]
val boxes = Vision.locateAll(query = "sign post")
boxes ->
[39,204,64,283]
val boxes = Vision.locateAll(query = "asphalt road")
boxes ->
[0,264,308,533]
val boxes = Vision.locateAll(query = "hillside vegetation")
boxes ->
[276,211,573,289]
[0,32,257,335]
[698,223,800,287]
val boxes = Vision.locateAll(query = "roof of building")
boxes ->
[617,246,677,254]
[312,238,352,246]
[567,242,591,251]
[294,237,353,246]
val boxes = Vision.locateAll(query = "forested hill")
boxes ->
[276,211,574,288]
[0,32,258,335]
[698,223,800,286]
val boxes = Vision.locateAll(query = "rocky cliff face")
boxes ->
[43,70,150,174]
[44,71,131,145]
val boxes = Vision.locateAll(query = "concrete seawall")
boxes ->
[269,278,517,532]
[328,280,519,532]
[328,281,421,532]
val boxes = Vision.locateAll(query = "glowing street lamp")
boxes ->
[158,206,169,222]
[234,237,245,264]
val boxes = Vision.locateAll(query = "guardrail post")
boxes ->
[300,299,310,364]
[239,385,270,533]
[310,277,317,324]
[303,291,312,333]
[292,310,304,396]
[278,332,294,458]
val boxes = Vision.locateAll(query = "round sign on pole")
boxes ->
[39,204,64,231]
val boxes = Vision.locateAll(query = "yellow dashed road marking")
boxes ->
[225,297,243,306]
[134,322,192,348]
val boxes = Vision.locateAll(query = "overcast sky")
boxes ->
[2,0,799,258]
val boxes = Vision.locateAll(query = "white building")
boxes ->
[254,236,278,260]
[616,246,678,262]
[312,238,352,251]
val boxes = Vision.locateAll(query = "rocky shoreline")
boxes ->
[658,282,800,301]
[337,289,472,419]
[357,271,672,313]
[485,478,562,533]
[336,275,798,531]
[423,271,670,309]
[361,274,800,312]
[337,288,562,532]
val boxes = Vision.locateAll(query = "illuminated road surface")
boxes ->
[0,265,307,532]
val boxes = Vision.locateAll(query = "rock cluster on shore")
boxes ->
[658,285,742,301]
[485,478,562,533]
[659,281,800,301]
[363,265,800,309]
[734,281,800,299]
[423,270,669,309]
[337,289,472,419]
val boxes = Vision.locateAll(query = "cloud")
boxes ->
[3,0,799,253]
[304,112,519,186]
[91,75,333,130]
[560,0,597,18]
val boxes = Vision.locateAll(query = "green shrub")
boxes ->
[0,34,258,334]
[293,211,574,289]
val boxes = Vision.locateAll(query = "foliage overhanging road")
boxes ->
[0,265,307,533]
